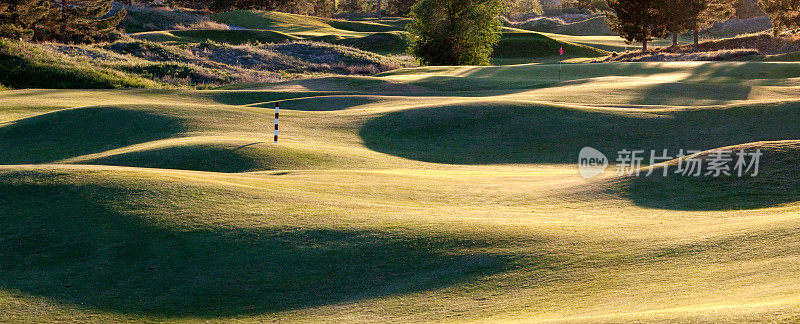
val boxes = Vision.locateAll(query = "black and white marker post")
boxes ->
[274,102,279,143]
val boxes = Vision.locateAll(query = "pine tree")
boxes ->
[340,0,369,12]
[664,0,707,47]
[736,0,765,18]
[605,0,670,52]
[386,0,416,16]
[0,0,50,41]
[758,0,800,35]
[36,0,125,43]
[689,0,736,48]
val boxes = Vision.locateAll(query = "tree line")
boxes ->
[0,0,126,43]
[408,0,800,65]
[0,0,125,42]
[164,0,542,17]
[607,0,800,52]
[606,0,737,52]
[165,0,416,17]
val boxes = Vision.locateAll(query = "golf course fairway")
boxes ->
[2,61,800,322]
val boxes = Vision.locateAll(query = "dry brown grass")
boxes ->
[596,32,800,62]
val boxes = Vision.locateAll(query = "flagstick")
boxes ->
[558,46,563,81]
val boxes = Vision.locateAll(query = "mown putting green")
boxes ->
[1,61,800,322]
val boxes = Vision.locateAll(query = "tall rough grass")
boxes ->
[118,4,231,33]
[0,39,160,89]
[1,36,414,89]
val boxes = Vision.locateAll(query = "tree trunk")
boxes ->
[672,33,678,47]
[642,39,648,53]
[376,0,383,17]
[61,0,68,43]
[693,30,699,51]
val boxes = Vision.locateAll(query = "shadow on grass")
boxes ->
[82,145,262,173]
[360,102,800,165]
[0,172,513,317]
[0,107,186,164]
[200,90,332,106]
[614,141,800,211]
[78,143,341,173]
[250,95,383,111]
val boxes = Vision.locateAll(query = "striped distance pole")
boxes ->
[274,102,279,143]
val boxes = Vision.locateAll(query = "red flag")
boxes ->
[559,46,563,55]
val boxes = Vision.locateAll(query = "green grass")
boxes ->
[3,57,800,322]
[618,140,800,211]
[360,101,800,164]
[208,10,611,61]
[493,31,608,64]
[765,51,800,61]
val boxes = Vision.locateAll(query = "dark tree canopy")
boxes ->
[690,0,736,46]
[387,0,417,16]
[605,0,669,52]
[758,0,800,34]
[606,0,736,51]
[407,0,504,66]
[664,0,708,46]
[0,0,50,41]
[0,0,124,43]
[43,0,126,43]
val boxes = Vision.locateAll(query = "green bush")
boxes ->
[408,0,504,65]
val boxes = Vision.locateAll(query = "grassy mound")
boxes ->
[0,168,510,317]
[0,106,186,164]
[337,31,409,54]
[504,15,614,36]
[210,10,401,34]
[253,95,384,111]
[73,141,346,172]
[118,4,230,33]
[3,61,800,322]
[211,10,334,31]
[614,141,800,210]
[494,32,608,64]
[555,15,614,36]
[325,19,399,33]
[0,99,389,172]
[0,39,158,89]
[360,101,800,164]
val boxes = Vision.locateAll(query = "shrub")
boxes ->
[407,0,504,65]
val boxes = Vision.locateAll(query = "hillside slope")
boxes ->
[2,59,800,323]
[206,10,609,62]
